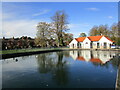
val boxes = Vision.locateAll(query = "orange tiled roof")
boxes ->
[75,35,114,42]
[87,36,103,41]
[75,37,86,42]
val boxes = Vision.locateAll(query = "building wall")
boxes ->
[88,36,113,49]
[69,39,78,48]
[92,42,98,49]
[69,36,113,49]
[99,36,113,49]
[78,42,83,48]
[83,38,91,48]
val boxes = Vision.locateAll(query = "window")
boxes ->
[86,42,88,44]
[97,43,100,48]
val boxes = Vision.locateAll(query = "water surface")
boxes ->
[2,50,120,88]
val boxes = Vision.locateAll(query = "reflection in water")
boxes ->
[36,52,68,86]
[37,53,54,73]
[2,50,120,88]
[53,52,68,85]
[36,50,119,86]
[70,50,118,64]
[70,50,120,70]
[117,60,120,89]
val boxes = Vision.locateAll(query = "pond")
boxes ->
[1,50,120,88]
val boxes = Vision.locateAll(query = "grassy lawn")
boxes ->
[0,48,67,55]
[1,48,117,55]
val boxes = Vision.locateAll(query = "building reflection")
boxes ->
[70,50,118,64]
[35,50,119,87]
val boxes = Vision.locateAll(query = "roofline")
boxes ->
[75,35,114,42]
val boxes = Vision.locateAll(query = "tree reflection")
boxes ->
[36,53,54,73]
[53,52,68,86]
[36,52,69,86]
[110,55,120,69]
[63,51,70,57]
[112,54,120,89]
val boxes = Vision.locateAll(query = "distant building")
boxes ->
[69,35,114,49]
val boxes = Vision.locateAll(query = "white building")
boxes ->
[69,35,114,49]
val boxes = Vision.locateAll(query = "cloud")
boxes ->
[1,11,51,38]
[32,9,50,16]
[108,16,113,19]
[2,19,39,38]
[86,8,99,11]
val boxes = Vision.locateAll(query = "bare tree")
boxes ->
[51,10,69,47]
[89,26,99,36]
[110,23,120,45]
[89,23,120,45]
[97,25,109,36]
[89,25,109,36]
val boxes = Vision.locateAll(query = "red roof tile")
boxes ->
[75,37,86,42]
[87,36,103,41]
[75,35,114,42]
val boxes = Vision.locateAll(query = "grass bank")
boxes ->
[1,48,68,55]
[1,48,70,59]
[1,48,120,59]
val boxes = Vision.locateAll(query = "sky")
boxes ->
[1,2,118,38]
